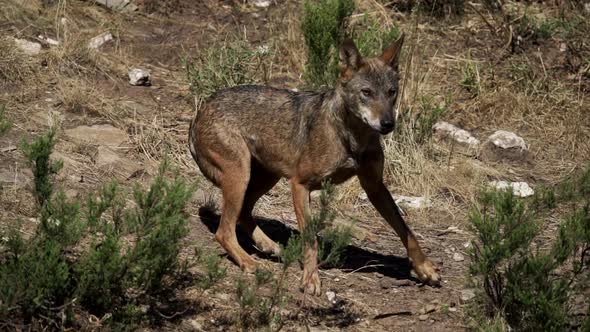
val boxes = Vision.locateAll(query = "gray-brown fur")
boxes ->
[188,33,440,296]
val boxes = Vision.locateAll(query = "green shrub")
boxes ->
[185,41,255,102]
[469,166,590,331]
[1,130,200,328]
[76,226,125,314]
[460,55,480,97]
[514,14,555,41]
[195,248,227,290]
[21,129,63,206]
[396,95,450,144]
[0,105,10,135]
[233,181,353,330]
[353,15,400,57]
[126,162,193,292]
[301,0,355,88]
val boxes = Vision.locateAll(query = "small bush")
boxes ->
[196,248,227,290]
[234,181,353,330]
[21,129,63,206]
[301,0,355,88]
[469,166,590,331]
[1,130,200,328]
[396,95,449,144]
[353,15,400,57]
[460,55,480,97]
[185,41,256,102]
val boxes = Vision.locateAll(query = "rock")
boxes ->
[585,3,590,14]
[460,289,476,303]
[38,35,60,46]
[394,195,432,209]
[418,314,429,321]
[452,252,465,262]
[1,145,17,153]
[482,130,528,161]
[424,304,437,314]
[251,0,271,8]
[65,188,79,200]
[379,278,416,289]
[433,121,480,149]
[88,32,113,49]
[488,180,534,197]
[333,217,377,242]
[65,124,128,148]
[214,292,231,301]
[325,291,336,304]
[449,307,457,312]
[128,68,151,86]
[186,318,205,331]
[13,38,42,55]
[94,146,142,179]
[0,168,29,188]
[94,0,138,11]
[31,110,63,127]
[51,151,85,182]
[488,130,527,149]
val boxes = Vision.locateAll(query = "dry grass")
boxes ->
[0,37,36,83]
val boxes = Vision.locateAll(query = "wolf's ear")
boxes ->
[379,32,405,70]
[339,38,362,71]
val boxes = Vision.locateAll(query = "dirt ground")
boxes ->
[1,0,589,331]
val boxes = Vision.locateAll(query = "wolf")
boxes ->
[188,33,440,295]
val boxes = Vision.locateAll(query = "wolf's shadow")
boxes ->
[197,205,415,281]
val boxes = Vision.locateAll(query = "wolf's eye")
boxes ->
[361,89,372,98]
[389,88,397,96]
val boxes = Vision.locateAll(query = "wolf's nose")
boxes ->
[380,119,394,130]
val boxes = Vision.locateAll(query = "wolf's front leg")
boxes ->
[358,159,440,285]
[290,180,322,296]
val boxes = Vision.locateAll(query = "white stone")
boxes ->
[325,291,336,304]
[38,35,60,46]
[452,252,465,262]
[487,130,527,150]
[128,68,151,86]
[251,0,271,8]
[433,121,480,147]
[460,289,476,302]
[94,0,131,10]
[560,43,567,52]
[88,32,113,49]
[393,195,432,209]
[13,38,41,55]
[489,181,534,197]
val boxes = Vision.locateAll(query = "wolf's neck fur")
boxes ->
[318,85,377,157]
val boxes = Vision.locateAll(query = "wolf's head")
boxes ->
[337,33,404,135]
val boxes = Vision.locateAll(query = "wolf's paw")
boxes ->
[300,269,322,296]
[413,259,441,286]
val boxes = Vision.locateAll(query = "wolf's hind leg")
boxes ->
[214,149,259,273]
[239,164,282,256]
